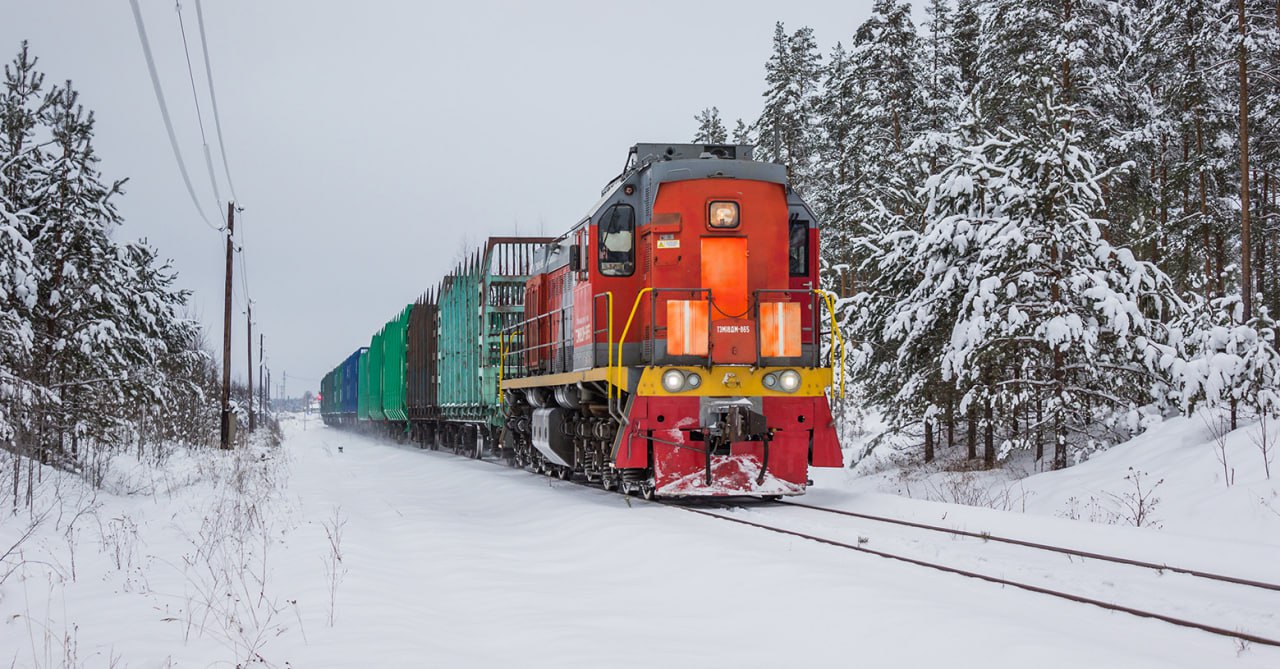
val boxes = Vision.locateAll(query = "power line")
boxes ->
[193,0,239,203]
[127,0,221,233]
[237,208,252,304]
[174,1,223,207]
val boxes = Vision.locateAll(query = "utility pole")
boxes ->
[282,371,287,402]
[259,334,265,415]
[220,202,235,449]
[246,301,255,432]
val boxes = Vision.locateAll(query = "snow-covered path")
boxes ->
[278,419,1279,668]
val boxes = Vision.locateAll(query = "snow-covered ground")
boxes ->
[836,410,1280,541]
[1,413,1277,667]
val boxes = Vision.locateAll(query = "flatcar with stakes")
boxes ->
[320,142,846,498]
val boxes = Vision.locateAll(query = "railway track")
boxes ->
[670,501,1280,649]
[418,440,1280,650]
[775,499,1280,592]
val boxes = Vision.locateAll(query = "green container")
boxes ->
[436,239,545,430]
[357,346,372,421]
[321,369,335,415]
[366,328,386,421]
[381,304,412,422]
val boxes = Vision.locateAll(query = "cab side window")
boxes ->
[789,219,809,277]
[598,204,635,276]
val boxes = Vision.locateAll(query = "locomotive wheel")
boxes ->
[556,466,571,481]
[641,481,656,501]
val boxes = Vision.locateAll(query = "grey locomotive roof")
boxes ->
[536,142,794,274]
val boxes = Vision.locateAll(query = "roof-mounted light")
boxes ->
[709,201,739,228]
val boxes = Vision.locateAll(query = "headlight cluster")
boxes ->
[660,368,703,392]
[762,369,802,393]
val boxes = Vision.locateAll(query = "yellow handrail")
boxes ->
[813,289,846,399]
[615,287,653,373]
[610,286,654,414]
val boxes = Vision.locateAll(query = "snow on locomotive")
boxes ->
[320,143,846,498]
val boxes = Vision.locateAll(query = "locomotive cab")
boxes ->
[501,143,845,498]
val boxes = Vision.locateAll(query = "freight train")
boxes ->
[320,143,846,498]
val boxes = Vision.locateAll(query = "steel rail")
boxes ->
[671,504,1280,649]
[777,500,1280,593]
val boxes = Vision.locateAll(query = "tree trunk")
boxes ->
[1053,350,1067,470]
[1035,391,1044,462]
[946,393,955,450]
[983,394,994,468]
[924,417,934,463]
[1238,0,1252,320]
[967,403,977,460]
[1198,116,1214,297]
[1258,171,1267,310]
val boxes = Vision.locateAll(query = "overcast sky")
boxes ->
[5,0,877,396]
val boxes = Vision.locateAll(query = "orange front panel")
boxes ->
[666,299,709,356]
[701,236,748,319]
[760,301,801,357]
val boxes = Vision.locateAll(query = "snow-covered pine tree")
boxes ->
[855,98,1182,469]
[829,0,921,295]
[940,100,1179,469]
[849,104,984,464]
[29,80,135,464]
[812,42,859,294]
[1177,295,1280,427]
[115,240,211,454]
[951,0,981,95]
[0,43,45,450]
[692,107,728,144]
[920,0,962,169]
[756,22,822,194]
[732,118,752,145]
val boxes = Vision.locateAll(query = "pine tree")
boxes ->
[952,0,981,94]
[0,44,44,445]
[757,22,822,193]
[692,107,728,143]
[855,100,1182,469]
[821,0,924,301]
[732,118,752,145]
[921,0,962,156]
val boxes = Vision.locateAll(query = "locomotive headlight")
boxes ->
[708,201,739,228]
[661,369,687,393]
[685,372,702,389]
[762,372,778,389]
[778,370,802,392]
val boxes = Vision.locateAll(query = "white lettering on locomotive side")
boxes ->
[716,324,751,334]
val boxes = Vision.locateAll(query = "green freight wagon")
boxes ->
[320,369,337,425]
[365,328,386,421]
[433,237,549,453]
[380,304,412,428]
[357,346,372,421]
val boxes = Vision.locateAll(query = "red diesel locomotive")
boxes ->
[499,143,845,498]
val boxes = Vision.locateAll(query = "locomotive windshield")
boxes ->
[598,204,635,276]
